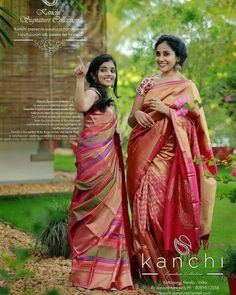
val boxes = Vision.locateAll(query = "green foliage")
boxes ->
[11,247,33,262]
[65,0,84,10]
[0,247,34,294]
[0,179,235,293]
[42,290,60,295]
[0,287,10,295]
[193,156,236,203]
[0,246,61,294]
[0,268,10,282]
[0,6,17,48]
[0,196,71,293]
[54,153,75,171]
[218,188,236,204]
[107,0,236,147]
[0,194,71,235]
[37,199,70,258]
[39,218,70,258]
[221,246,236,275]
[228,189,236,203]
[57,0,85,12]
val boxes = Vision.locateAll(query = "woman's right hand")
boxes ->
[134,110,154,128]
[74,56,90,79]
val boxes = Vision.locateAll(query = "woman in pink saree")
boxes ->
[127,35,217,287]
[68,54,134,290]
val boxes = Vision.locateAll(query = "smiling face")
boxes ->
[97,61,116,88]
[155,41,179,75]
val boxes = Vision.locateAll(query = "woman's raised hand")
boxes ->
[74,56,90,79]
[134,110,154,128]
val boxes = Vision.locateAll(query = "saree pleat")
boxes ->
[127,80,217,287]
[68,107,133,290]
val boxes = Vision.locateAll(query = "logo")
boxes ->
[174,235,192,255]
[41,0,59,6]
[141,234,224,274]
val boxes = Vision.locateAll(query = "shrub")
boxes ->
[39,217,70,259]
[221,246,236,276]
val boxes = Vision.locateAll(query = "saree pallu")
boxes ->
[68,107,133,290]
[127,80,217,287]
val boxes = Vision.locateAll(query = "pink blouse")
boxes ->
[136,76,156,96]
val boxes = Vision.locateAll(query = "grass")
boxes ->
[54,154,75,172]
[181,186,236,295]
[0,193,71,235]
[217,166,233,177]
[143,181,236,295]
[0,154,235,294]
[2,187,235,294]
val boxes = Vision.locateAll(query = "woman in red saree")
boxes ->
[127,35,217,287]
[68,54,134,290]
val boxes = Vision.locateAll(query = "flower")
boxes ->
[176,108,189,117]
[231,168,236,177]
[224,96,234,103]
[174,96,187,109]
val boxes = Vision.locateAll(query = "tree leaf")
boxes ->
[0,287,10,295]
[0,6,17,20]
[0,28,13,46]
[11,247,32,262]
[0,268,10,282]
[0,15,14,30]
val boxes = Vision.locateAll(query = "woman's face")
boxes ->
[155,41,179,74]
[97,61,116,88]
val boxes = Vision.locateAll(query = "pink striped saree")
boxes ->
[68,106,134,290]
[127,80,217,287]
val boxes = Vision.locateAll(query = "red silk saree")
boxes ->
[127,79,217,287]
[68,106,134,290]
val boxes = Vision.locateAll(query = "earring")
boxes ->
[175,63,182,71]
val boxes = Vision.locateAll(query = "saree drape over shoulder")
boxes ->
[68,106,133,290]
[127,79,217,287]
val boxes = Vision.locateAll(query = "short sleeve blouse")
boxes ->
[136,76,156,96]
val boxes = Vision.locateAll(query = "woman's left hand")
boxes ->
[149,99,170,117]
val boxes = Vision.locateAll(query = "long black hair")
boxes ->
[86,54,119,112]
[154,35,187,67]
